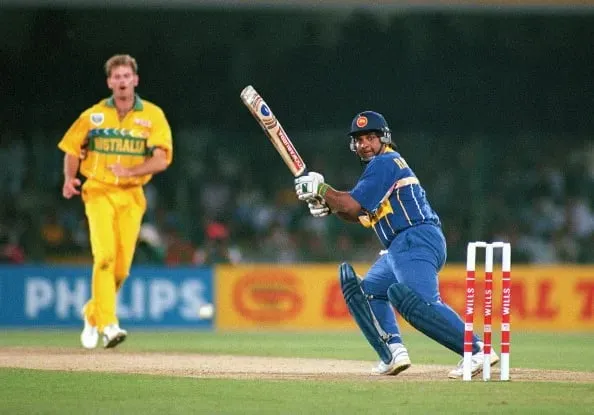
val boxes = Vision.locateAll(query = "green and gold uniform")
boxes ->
[58,95,172,331]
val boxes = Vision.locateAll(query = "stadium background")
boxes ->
[1,1,593,332]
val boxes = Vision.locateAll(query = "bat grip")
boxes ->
[296,168,309,178]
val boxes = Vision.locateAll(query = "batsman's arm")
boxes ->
[319,185,361,222]
[335,211,360,223]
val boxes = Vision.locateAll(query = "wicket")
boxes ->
[464,241,511,381]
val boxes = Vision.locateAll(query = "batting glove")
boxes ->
[307,198,330,217]
[295,172,325,201]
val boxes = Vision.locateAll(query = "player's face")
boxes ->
[107,65,139,100]
[353,133,383,160]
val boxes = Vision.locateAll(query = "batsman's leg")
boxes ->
[386,225,481,355]
[387,282,474,355]
[387,282,498,378]
[386,225,496,378]
[339,261,410,375]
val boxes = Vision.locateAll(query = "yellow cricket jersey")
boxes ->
[58,95,173,186]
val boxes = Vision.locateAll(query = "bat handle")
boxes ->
[296,168,309,178]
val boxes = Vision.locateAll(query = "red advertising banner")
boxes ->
[215,264,594,331]
[216,264,355,329]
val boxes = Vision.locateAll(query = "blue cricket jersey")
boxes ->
[349,147,441,249]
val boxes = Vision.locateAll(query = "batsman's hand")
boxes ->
[295,172,325,201]
[307,198,330,218]
[62,177,81,199]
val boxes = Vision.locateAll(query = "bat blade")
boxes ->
[240,85,307,177]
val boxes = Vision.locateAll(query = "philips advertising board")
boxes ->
[0,265,214,328]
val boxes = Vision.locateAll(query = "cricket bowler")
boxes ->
[58,54,173,349]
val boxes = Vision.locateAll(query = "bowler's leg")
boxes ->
[114,186,146,291]
[83,186,118,333]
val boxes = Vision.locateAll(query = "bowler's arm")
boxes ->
[109,148,169,178]
[64,153,81,180]
[127,148,169,176]
[62,153,82,199]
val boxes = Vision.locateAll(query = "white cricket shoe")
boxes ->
[80,315,99,349]
[102,324,128,349]
[372,343,412,376]
[448,342,500,379]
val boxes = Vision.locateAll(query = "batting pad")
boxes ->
[388,283,477,356]
[339,263,393,364]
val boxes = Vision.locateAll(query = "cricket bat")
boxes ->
[240,85,307,177]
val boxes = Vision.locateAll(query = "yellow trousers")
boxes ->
[81,179,146,332]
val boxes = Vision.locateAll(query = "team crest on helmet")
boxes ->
[356,115,368,128]
[90,113,105,126]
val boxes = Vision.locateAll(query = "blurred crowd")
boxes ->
[2,8,594,265]
[0,127,592,266]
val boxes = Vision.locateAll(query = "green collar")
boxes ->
[105,94,144,111]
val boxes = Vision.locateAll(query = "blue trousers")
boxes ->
[360,223,477,352]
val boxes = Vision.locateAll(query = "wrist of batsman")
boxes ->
[318,183,330,198]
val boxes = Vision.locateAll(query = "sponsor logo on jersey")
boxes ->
[90,113,105,126]
[92,137,147,155]
[134,118,152,128]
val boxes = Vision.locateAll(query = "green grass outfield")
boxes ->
[1,330,593,414]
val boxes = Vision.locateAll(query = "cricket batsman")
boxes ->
[295,111,498,378]
[58,54,173,349]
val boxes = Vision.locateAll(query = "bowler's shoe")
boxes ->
[102,324,128,349]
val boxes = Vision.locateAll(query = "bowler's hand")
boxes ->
[295,172,325,201]
[108,163,132,177]
[62,177,81,199]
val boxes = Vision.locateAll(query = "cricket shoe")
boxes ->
[80,315,99,349]
[448,342,500,379]
[372,343,411,376]
[102,324,128,349]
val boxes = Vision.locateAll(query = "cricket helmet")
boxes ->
[348,111,392,152]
